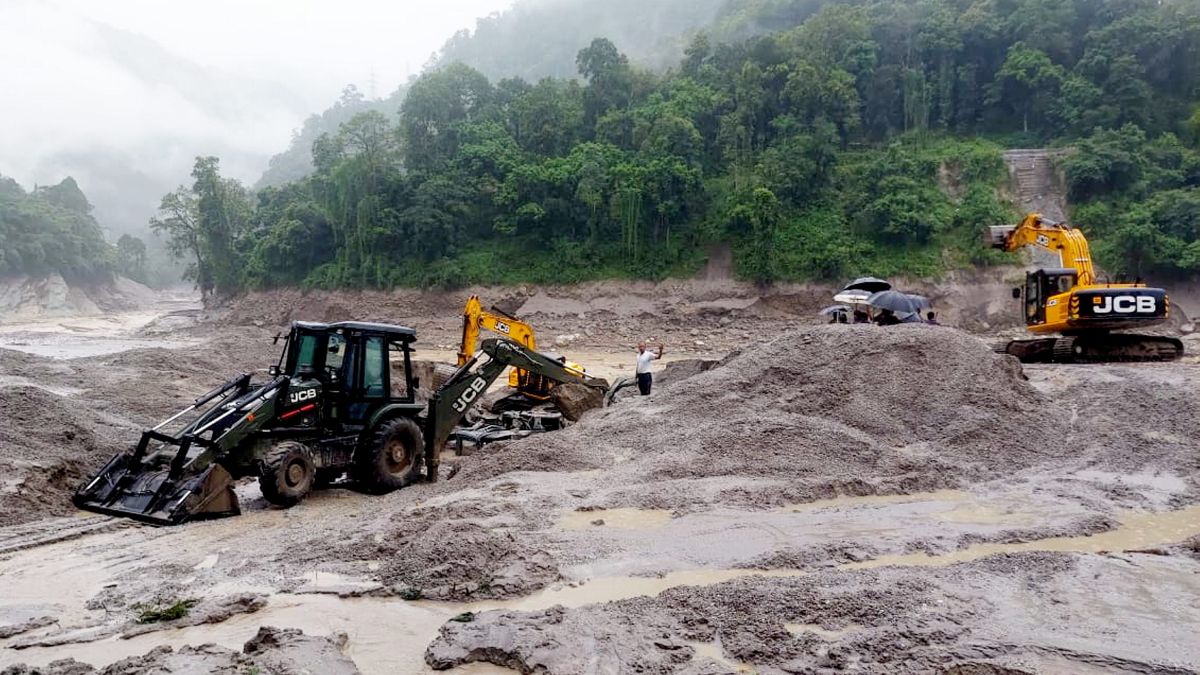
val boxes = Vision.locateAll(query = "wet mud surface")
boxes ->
[1,288,1199,673]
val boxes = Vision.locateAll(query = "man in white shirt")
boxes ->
[635,342,664,395]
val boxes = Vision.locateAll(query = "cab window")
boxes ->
[1025,275,1040,320]
[362,336,387,399]
[326,333,347,379]
[291,334,318,375]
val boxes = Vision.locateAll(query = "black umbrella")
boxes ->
[843,277,892,293]
[819,304,851,316]
[907,294,932,310]
[867,290,922,315]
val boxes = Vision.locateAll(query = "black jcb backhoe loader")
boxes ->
[73,321,608,525]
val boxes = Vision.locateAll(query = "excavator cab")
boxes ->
[1021,268,1078,325]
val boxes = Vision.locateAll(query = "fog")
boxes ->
[0,0,513,233]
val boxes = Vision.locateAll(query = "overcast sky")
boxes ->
[0,0,513,228]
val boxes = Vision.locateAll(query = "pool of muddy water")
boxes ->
[0,305,201,359]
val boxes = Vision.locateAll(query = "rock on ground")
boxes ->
[549,381,605,422]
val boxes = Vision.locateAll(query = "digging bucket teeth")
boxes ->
[73,453,239,526]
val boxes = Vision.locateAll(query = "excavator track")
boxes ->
[999,334,1183,364]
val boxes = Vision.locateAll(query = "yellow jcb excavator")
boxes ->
[458,295,588,409]
[988,213,1183,362]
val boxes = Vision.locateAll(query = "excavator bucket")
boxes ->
[986,225,1016,248]
[73,453,239,526]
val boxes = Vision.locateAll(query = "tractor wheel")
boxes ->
[355,417,423,493]
[258,441,316,507]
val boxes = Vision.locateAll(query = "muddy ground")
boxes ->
[0,281,1199,674]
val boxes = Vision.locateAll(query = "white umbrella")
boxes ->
[833,290,872,304]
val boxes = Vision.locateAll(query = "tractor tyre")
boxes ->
[356,417,423,493]
[258,441,316,507]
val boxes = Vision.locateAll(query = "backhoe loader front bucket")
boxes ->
[73,452,239,526]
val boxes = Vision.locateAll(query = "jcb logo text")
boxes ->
[452,377,488,412]
[289,388,317,404]
[1093,296,1156,314]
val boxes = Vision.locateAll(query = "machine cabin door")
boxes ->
[1024,272,1045,325]
[344,333,389,425]
[1025,270,1077,326]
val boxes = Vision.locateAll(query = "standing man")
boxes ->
[636,342,664,395]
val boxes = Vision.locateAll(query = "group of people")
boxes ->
[829,308,939,325]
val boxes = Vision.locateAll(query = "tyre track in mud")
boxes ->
[0,516,133,555]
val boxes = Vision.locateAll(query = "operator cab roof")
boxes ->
[292,320,417,342]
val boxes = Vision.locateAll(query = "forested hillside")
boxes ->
[0,176,123,283]
[256,85,407,190]
[435,0,727,80]
[163,0,1200,295]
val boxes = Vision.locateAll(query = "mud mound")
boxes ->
[83,336,281,424]
[339,520,558,601]
[0,387,130,526]
[460,325,1053,508]
[0,387,114,462]
[1,626,358,674]
[426,554,1055,673]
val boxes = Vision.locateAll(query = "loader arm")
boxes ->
[73,375,287,525]
[988,213,1097,285]
[425,338,608,481]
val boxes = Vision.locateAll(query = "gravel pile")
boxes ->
[459,324,1055,508]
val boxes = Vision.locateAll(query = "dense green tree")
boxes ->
[577,38,636,130]
[116,234,148,284]
[401,63,495,172]
[150,187,205,295]
[0,175,115,281]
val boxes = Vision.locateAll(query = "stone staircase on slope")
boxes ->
[1003,148,1069,222]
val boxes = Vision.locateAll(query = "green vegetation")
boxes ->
[1065,126,1200,279]
[158,0,1200,294]
[0,175,120,282]
[256,85,406,190]
[134,598,198,624]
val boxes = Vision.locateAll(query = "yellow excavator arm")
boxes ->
[458,295,537,366]
[988,213,1097,285]
[458,295,584,399]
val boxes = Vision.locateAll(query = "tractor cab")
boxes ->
[273,321,420,431]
